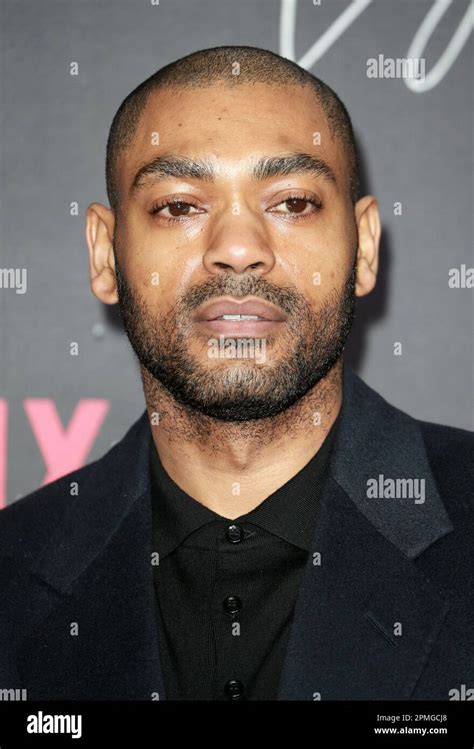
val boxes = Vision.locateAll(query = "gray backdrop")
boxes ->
[1,0,472,507]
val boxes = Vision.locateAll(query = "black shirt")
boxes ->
[149,416,339,701]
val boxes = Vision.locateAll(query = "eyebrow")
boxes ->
[129,151,337,196]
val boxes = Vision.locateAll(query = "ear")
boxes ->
[353,195,381,298]
[85,202,118,305]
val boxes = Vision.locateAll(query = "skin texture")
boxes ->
[85,82,381,518]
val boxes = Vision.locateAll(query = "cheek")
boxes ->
[118,227,184,296]
[289,251,353,311]
[278,209,354,285]
[283,243,339,300]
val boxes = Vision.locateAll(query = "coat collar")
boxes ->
[331,362,453,558]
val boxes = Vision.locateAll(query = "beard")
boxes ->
[114,258,356,422]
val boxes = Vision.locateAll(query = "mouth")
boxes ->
[194,297,288,336]
[212,314,268,321]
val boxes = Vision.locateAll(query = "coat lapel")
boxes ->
[277,364,454,699]
[13,414,166,700]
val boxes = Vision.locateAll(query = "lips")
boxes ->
[194,298,288,323]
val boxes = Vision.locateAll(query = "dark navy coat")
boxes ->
[1,364,473,700]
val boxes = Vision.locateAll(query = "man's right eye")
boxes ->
[149,199,200,220]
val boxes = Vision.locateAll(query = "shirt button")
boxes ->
[224,679,245,701]
[223,595,242,615]
[226,524,243,543]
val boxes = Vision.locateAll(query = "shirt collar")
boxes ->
[149,413,340,559]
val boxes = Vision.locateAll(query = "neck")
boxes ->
[141,359,343,519]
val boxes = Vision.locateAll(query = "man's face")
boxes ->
[112,82,359,421]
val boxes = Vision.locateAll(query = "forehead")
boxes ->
[119,82,344,194]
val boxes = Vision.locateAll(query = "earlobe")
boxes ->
[85,203,118,305]
[354,195,381,298]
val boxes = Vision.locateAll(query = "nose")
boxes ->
[202,211,276,276]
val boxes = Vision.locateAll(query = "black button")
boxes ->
[224,679,245,700]
[223,595,242,615]
[226,524,243,543]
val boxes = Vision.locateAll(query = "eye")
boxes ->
[270,193,322,218]
[149,199,201,222]
[148,193,322,223]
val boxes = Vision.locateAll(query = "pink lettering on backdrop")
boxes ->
[24,399,110,485]
[0,399,110,509]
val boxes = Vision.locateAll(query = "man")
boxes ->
[0,46,472,702]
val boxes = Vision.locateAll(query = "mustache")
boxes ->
[177,274,306,317]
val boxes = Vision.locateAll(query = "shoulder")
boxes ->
[344,365,473,520]
[0,409,151,565]
[417,418,473,472]
[0,458,102,564]
[416,417,474,513]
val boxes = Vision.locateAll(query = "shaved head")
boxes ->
[105,45,359,212]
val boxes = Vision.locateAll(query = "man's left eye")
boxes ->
[272,196,322,216]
